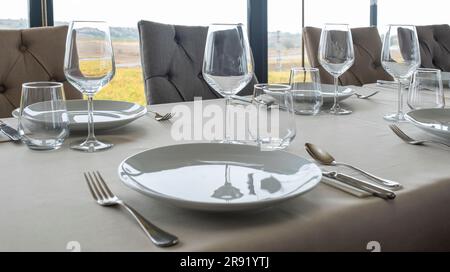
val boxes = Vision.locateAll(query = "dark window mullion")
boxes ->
[370,0,378,27]
[248,0,268,83]
[28,0,53,27]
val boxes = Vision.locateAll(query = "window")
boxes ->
[268,0,303,83]
[268,0,370,84]
[53,0,247,105]
[304,0,369,28]
[0,0,28,29]
[378,0,449,30]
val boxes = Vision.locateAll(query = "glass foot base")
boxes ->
[215,139,246,145]
[329,107,352,115]
[384,112,408,122]
[71,139,113,153]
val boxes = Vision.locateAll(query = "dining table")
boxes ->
[1,84,449,252]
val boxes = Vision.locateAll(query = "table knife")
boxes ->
[323,171,396,200]
[0,121,21,142]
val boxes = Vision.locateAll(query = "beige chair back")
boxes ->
[0,26,81,118]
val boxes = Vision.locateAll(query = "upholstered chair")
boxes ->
[0,25,82,118]
[138,20,257,105]
[303,26,392,86]
[415,24,450,71]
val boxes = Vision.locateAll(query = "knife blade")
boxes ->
[323,171,396,200]
[0,121,21,142]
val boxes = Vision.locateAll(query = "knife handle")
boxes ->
[0,123,21,142]
[335,173,396,200]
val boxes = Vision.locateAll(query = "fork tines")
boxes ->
[84,171,114,202]
[389,124,414,142]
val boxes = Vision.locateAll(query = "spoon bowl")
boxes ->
[305,143,336,165]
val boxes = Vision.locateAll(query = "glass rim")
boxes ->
[22,82,63,89]
[324,23,349,26]
[71,20,108,24]
[291,67,319,72]
[210,23,243,26]
[386,24,416,27]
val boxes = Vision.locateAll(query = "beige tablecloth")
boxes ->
[1,85,449,252]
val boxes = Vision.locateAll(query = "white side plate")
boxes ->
[118,143,322,212]
[13,100,147,132]
[320,85,354,104]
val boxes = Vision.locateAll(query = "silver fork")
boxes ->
[148,110,173,121]
[389,124,450,148]
[84,171,178,247]
[354,91,379,99]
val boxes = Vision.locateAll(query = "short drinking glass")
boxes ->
[408,68,445,110]
[253,84,296,151]
[19,82,69,150]
[289,67,323,115]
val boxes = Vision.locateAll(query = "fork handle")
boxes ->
[337,162,402,190]
[118,202,179,247]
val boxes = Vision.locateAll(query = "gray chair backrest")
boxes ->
[303,26,392,86]
[138,20,256,105]
[415,24,450,71]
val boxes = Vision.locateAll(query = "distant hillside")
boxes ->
[55,21,139,41]
[0,19,139,41]
[0,19,301,47]
[0,19,28,29]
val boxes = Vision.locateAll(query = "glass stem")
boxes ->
[333,76,339,110]
[224,96,231,141]
[86,95,97,142]
[397,80,403,117]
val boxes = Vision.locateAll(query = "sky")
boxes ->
[0,0,449,33]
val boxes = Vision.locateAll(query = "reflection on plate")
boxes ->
[118,143,322,212]
[405,109,450,139]
[12,100,147,131]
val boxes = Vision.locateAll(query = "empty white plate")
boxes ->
[118,143,322,212]
[12,100,147,132]
[405,109,450,139]
[320,85,354,104]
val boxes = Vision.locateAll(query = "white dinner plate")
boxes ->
[12,100,147,132]
[320,85,354,104]
[405,109,450,140]
[118,143,322,212]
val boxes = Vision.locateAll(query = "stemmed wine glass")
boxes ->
[381,24,421,122]
[64,21,116,152]
[202,24,254,143]
[318,23,355,115]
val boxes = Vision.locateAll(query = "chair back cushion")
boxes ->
[303,26,392,86]
[415,24,450,71]
[138,20,255,105]
[0,26,82,118]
